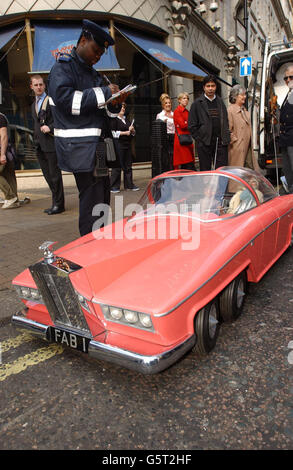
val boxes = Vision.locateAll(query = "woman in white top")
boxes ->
[156,93,175,169]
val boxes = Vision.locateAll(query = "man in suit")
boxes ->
[188,75,230,171]
[30,75,65,214]
[279,65,293,193]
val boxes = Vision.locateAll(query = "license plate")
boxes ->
[48,326,90,353]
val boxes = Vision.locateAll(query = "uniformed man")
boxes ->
[279,65,293,193]
[48,19,124,236]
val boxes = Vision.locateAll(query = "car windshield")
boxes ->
[219,167,277,202]
[135,170,277,222]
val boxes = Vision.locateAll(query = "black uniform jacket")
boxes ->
[31,95,56,153]
[279,98,293,147]
[48,48,119,173]
[188,94,230,146]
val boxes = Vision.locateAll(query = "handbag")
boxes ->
[94,108,120,175]
[175,129,193,146]
[39,96,54,137]
[104,137,116,162]
[6,143,17,163]
[0,143,16,163]
[94,135,120,176]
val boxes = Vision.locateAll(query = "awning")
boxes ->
[32,23,121,73]
[0,25,23,50]
[118,27,206,80]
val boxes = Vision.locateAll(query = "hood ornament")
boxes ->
[39,241,57,263]
[56,258,71,272]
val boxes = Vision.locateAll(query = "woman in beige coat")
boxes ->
[228,85,257,169]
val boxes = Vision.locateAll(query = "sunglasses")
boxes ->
[284,75,293,81]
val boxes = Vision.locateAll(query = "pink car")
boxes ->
[11,167,293,373]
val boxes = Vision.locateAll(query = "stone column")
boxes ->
[167,1,193,100]
[224,44,239,85]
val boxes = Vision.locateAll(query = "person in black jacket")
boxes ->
[30,75,65,214]
[279,65,293,193]
[188,75,230,171]
[110,103,139,193]
[48,20,125,236]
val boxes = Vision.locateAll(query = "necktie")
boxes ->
[35,96,41,114]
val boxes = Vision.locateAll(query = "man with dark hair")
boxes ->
[30,74,65,214]
[188,74,230,170]
[48,20,125,236]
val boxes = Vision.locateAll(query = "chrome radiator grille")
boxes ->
[29,259,91,334]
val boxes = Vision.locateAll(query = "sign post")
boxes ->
[240,56,252,77]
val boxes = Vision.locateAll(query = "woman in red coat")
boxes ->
[173,92,195,170]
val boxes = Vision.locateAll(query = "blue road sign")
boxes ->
[240,56,252,77]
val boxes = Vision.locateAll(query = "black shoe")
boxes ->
[44,207,52,213]
[47,205,65,215]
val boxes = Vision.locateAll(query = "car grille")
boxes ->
[29,259,91,335]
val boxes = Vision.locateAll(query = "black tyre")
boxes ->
[194,299,220,355]
[219,271,247,322]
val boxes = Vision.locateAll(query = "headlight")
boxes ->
[14,285,44,303]
[100,304,154,331]
[109,307,123,320]
[31,289,42,300]
[21,287,30,297]
[124,310,138,323]
[76,291,90,312]
[139,313,153,328]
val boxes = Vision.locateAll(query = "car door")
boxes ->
[247,178,280,277]
[274,196,293,257]
[258,201,279,274]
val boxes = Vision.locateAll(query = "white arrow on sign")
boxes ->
[241,58,251,75]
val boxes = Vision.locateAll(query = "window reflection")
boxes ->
[137,170,277,222]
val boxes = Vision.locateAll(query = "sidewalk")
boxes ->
[0,167,152,323]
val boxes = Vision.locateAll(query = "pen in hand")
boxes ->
[103,74,111,85]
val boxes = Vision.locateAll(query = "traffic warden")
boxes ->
[48,20,124,236]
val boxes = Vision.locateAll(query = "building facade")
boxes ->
[0,0,292,168]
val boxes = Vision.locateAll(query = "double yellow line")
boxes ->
[0,333,64,382]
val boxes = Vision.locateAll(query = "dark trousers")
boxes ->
[74,172,110,236]
[110,145,135,190]
[180,161,196,171]
[167,134,174,170]
[281,147,293,193]
[197,137,228,171]
[37,149,64,208]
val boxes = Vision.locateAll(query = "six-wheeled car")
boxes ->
[12,167,293,373]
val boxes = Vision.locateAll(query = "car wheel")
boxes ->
[194,299,220,355]
[219,271,247,322]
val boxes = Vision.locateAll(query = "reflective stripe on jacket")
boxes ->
[48,48,119,172]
